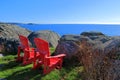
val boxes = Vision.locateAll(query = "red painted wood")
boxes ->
[33,38,66,74]
[16,35,40,65]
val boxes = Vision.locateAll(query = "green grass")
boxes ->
[0,48,84,80]
[50,47,56,54]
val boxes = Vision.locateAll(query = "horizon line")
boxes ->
[2,21,120,25]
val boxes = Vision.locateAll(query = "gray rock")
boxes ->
[0,23,31,53]
[28,30,60,47]
[80,31,105,36]
[0,23,30,39]
[60,35,80,41]
[55,31,120,80]
[55,41,80,58]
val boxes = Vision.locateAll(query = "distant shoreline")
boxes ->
[10,23,120,36]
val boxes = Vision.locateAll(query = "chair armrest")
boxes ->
[46,54,66,59]
[30,47,35,50]
[24,48,35,52]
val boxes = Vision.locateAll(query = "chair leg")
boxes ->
[59,60,63,69]
[22,53,28,65]
[57,60,62,69]
[43,67,51,75]
[33,57,42,69]
[16,47,22,61]
[33,58,37,69]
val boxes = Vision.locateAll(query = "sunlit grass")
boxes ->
[0,48,84,80]
[49,47,56,54]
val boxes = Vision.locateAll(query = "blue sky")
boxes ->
[1,0,120,24]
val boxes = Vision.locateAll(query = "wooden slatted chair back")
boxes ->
[19,35,29,49]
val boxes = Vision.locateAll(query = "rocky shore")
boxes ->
[55,32,120,80]
[0,22,120,80]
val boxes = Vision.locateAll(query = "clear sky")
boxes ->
[0,0,120,24]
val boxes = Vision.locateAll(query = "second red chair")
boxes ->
[33,38,66,74]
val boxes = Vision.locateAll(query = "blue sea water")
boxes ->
[17,24,120,36]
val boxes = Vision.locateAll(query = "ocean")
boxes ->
[16,24,120,36]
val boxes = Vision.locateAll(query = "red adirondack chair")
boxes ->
[33,38,66,74]
[16,35,40,65]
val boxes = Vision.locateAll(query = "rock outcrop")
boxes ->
[0,23,31,53]
[55,35,81,58]
[28,30,60,47]
[0,23,30,39]
[55,31,120,80]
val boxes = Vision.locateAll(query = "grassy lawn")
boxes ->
[0,48,84,80]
